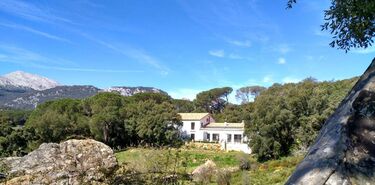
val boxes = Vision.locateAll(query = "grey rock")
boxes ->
[286,58,375,185]
[192,160,217,182]
[0,85,167,109]
[0,139,117,185]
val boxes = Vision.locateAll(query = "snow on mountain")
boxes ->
[0,71,59,90]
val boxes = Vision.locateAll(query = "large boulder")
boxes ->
[192,160,217,183]
[0,139,117,185]
[287,58,375,184]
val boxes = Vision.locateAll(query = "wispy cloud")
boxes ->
[282,77,301,83]
[277,44,292,54]
[227,39,251,47]
[0,0,72,24]
[0,45,66,65]
[351,46,375,54]
[168,88,203,101]
[179,0,279,49]
[228,53,242,60]
[34,66,143,73]
[228,53,252,61]
[0,45,142,73]
[305,55,325,62]
[209,50,225,58]
[0,22,71,43]
[262,75,273,83]
[278,57,286,64]
[78,32,169,75]
[314,29,330,37]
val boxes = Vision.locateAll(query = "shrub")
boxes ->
[242,171,250,185]
[237,153,251,170]
[216,169,231,185]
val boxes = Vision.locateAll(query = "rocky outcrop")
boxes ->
[192,160,217,182]
[0,139,117,185]
[286,58,375,185]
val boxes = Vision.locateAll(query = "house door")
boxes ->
[191,134,195,141]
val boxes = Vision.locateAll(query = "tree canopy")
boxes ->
[247,77,358,161]
[194,87,233,114]
[235,86,266,104]
[288,0,375,52]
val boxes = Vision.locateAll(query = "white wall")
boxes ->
[179,115,251,154]
[180,115,215,141]
[181,120,205,140]
[223,143,251,154]
[201,129,251,154]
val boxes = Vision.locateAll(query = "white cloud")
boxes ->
[276,44,292,54]
[227,39,251,47]
[209,50,225,58]
[278,57,286,64]
[282,77,301,83]
[262,75,273,83]
[0,0,72,24]
[78,32,169,75]
[228,53,243,59]
[36,66,143,73]
[168,88,203,101]
[305,55,325,62]
[0,45,142,73]
[0,22,71,43]
[351,46,375,54]
[0,45,65,65]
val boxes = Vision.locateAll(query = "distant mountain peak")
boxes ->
[0,71,60,90]
[0,71,168,109]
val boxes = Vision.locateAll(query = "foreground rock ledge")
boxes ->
[287,58,375,185]
[0,139,117,185]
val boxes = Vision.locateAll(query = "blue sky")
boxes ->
[0,0,374,103]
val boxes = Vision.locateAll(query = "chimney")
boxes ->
[241,120,245,124]
[225,122,229,126]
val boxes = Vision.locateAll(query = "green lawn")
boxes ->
[115,148,303,184]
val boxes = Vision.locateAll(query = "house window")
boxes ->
[227,134,232,143]
[191,122,195,130]
[206,133,210,141]
[191,134,195,140]
[234,134,242,143]
[212,134,219,141]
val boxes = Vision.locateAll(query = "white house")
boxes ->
[179,113,251,154]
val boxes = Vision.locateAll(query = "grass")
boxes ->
[116,148,244,172]
[115,148,303,184]
[230,155,303,185]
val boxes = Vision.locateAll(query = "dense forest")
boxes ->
[0,77,358,161]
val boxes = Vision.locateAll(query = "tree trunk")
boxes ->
[286,58,375,185]
[103,122,109,144]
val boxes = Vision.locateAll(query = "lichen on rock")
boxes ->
[0,139,117,185]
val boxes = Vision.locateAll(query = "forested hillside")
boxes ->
[247,77,358,161]
[0,77,358,161]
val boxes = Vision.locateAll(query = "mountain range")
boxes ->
[0,71,167,109]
